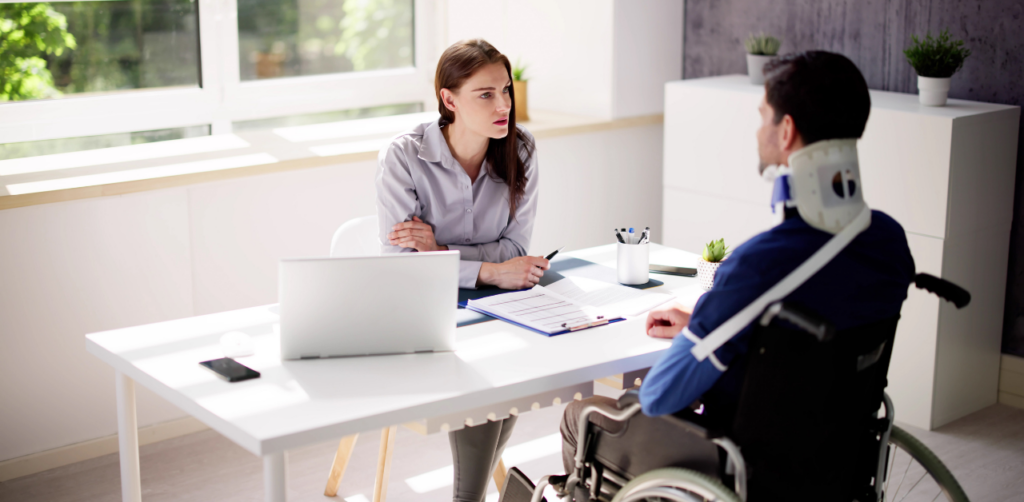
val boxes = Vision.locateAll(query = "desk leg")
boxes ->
[493,458,507,492]
[264,452,288,502]
[372,426,397,502]
[115,372,142,502]
[324,434,359,497]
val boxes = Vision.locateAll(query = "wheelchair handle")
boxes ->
[914,273,970,309]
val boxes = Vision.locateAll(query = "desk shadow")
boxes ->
[455,257,663,310]
[278,350,496,403]
[545,257,664,290]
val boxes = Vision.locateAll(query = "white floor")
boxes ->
[2,400,1023,502]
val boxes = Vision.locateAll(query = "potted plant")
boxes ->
[744,33,781,85]
[512,58,529,122]
[903,29,971,106]
[697,238,729,291]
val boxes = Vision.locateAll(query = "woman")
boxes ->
[374,39,547,502]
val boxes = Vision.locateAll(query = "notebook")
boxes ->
[466,276,674,336]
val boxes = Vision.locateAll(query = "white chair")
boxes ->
[322,215,509,501]
[330,214,380,258]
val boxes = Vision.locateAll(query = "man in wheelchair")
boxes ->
[550,52,921,501]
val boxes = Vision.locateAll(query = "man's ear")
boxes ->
[779,114,801,153]
[440,88,457,112]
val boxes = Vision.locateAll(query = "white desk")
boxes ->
[86,244,703,502]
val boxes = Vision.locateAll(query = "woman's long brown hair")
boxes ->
[435,39,535,218]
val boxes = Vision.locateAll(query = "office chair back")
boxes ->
[330,215,380,258]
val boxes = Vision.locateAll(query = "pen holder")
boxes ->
[617,242,649,285]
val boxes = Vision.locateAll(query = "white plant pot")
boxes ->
[918,76,951,107]
[697,259,722,291]
[746,54,774,85]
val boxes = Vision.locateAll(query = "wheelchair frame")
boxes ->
[527,273,971,502]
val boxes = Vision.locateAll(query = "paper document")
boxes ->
[466,286,608,335]
[545,276,675,317]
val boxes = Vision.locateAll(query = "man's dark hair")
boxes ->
[763,51,871,145]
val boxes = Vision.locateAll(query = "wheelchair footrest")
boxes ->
[499,467,548,502]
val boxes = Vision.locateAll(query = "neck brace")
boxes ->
[767,138,869,234]
[687,139,874,366]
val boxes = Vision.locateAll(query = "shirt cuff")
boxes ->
[447,244,480,262]
[459,260,483,289]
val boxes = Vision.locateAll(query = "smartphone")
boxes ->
[199,357,261,383]
[649,264,698,277]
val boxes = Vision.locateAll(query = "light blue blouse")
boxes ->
[374,119,539,289]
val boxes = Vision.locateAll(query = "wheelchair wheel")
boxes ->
[885,426,969,502]
[610,467,741,502]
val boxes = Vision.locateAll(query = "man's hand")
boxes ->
[479,256,550,290]
[646,302,692,339]
[388,216,448,252]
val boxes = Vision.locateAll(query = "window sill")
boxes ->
[0,111,662,211]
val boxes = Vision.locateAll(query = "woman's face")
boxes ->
[443,62,513,139]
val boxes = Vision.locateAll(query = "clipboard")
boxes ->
[463,304,625,337]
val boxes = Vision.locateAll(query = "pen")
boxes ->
[641,227,650,244]
[614,229,625,243]
[628,228,635,244]
[544,246,565,260]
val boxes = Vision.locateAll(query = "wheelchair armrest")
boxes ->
[617,390,720,440]
[617,389,641,408]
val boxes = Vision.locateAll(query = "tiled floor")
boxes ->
[2,399,1022,502]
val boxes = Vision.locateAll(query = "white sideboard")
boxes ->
[663,75,1020,430]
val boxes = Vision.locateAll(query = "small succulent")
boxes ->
[744,33,782,56]
[702,238,729,263]
[903,29,971,78]
[512,58,527,81]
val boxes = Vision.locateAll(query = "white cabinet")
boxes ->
[663,75,1020,429]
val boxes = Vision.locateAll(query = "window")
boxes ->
[0,0,436,155]
[237,0,414,81]
[0,125,209,161]
[0,1,201,103]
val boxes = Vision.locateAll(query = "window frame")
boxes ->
[0,0,439,144]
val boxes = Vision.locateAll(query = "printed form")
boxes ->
[466,277,675,335]
[466,287,606,334]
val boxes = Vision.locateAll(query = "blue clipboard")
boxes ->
[461,303,625,337]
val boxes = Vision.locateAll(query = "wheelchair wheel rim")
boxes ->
[884,426,969,502]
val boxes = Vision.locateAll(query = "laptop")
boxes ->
[279,251,459,359]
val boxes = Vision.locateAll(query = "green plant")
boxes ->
[702,238,729,263]
[0,3,77,101]
[903,29,971,78]
[744,33,781,56]
[512,58,527,81]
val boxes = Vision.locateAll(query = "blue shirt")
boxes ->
[639,210,915,416]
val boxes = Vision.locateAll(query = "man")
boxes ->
[559,51,916,477]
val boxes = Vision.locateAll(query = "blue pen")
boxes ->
[628,228,635,244]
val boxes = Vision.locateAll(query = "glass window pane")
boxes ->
[0,1,200,103]
[0,126,210,161]
[232,102,422,132]
[237,0,414,81]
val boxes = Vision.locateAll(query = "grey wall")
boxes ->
[683,0,1024,357]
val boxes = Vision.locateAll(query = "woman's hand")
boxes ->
[479,256,550,290]
[389,216,448,252]
[645,302,692,339]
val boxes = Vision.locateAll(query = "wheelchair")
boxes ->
[521,273,973,502]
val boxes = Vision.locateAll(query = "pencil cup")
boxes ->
[617,242,649,285]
